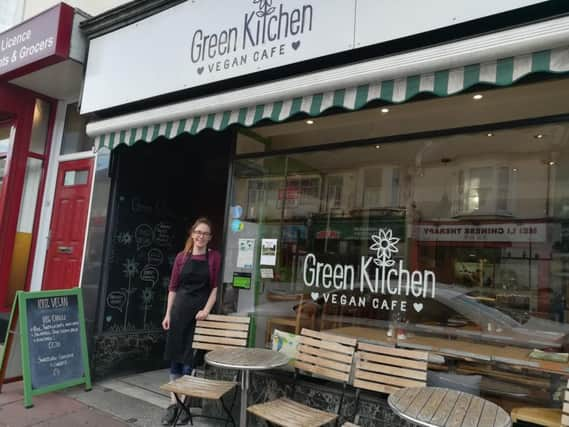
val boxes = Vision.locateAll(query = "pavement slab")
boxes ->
[0,382,127,427]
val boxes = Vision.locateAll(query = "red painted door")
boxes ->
[43,158,93,291]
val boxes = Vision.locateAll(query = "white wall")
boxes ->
[0,0,24,31]
[23,0,132,20]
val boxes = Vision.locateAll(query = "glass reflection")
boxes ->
[227,121,569,411]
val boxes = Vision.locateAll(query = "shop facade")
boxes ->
[0,3,94,325]
[80,0,569,422]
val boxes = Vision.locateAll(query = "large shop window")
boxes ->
[225,94,569,411]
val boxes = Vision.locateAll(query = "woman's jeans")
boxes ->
[169,361,192,381]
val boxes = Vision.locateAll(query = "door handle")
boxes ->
[57,246,73,254]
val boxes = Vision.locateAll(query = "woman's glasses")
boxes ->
[193,230,212,238]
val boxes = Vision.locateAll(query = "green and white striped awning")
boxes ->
[94,46,569,151]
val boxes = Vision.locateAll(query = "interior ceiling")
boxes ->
[240,78,569,172]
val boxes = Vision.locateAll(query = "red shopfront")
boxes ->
[0,4,74,311]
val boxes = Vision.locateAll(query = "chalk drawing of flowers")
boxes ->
[370,228,400,268]
[122,258,139,279]
[117,232,133,246]
[122,258,139,330]
[253,0,275,17]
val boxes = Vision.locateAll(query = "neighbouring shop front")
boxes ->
[0,3,90,327]
[80,0,569,424]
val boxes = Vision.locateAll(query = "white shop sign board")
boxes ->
[81,0,547,113]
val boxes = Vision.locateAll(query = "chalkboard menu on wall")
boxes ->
[0,289,91,408]
[102,194,185,333]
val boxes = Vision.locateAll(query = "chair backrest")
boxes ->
[353,341,428,395]
[563,380,569,427]
[295,328,357,383]
[193,314,251,351]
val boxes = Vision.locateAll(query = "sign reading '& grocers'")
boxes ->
[0,5,70,79]
[304,229,436,313]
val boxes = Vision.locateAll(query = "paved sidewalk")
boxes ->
[0,371,226,426]
[0,381,128,427]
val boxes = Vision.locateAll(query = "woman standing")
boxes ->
[161,217,220,425]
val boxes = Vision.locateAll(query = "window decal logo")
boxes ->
[370,228,399,268]
[303,228,436,313]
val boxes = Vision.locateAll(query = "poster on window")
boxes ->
[260,239,278,266]
[236,238,255,269]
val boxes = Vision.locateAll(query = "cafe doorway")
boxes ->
[98,132,232,335]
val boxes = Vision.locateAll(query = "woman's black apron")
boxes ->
[164,251,210,365]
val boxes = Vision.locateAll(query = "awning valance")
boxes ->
[93,45,569,151]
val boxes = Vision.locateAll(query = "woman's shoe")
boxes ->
[161,404,178,425]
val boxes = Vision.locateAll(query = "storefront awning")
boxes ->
[92,45,569,151]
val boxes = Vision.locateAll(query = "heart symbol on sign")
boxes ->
[311,292,319,301]
[292,41,301,50]
[197,66,204,75]
[413,302,423,313]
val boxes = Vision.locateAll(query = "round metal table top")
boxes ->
[387,387,512,427]
[205,347,289,371]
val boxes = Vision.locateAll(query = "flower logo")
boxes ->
[253,0,275,17]
[370,228,400,268]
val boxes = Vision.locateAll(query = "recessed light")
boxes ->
[381,108,390,113]
[534,133,544,139]
[306,119,314,125]
[473,94,483,100]
[487,132,494,137]
[513,168,518,172]
[549,161,556,166]
[375,145,381,149]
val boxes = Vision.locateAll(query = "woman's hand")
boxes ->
[195,309,209,321]
[162,314,170,330]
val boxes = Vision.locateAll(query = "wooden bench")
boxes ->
[160,314,251,427]
[247,328,357,427]
[511,379,568,427]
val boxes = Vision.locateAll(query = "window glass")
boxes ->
[226,119,569,412]
[0,125,14,197]
[30,99,50,155]
[8,158,43,302]
[64,170,89,186]
[0,124,12,154]
[60,103,92,155]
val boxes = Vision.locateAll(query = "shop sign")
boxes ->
[0,4,73,81]
[81,0,545,113]
[303,228,436,313]
[278,186,300,201]
[414,223,547,243]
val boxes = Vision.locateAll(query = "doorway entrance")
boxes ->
[43,158,94,291]
[99,132,231,335]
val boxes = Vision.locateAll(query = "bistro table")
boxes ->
[387,387,512,427]
[205,347,289,427]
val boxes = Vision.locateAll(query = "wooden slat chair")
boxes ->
[247,328,357,427]
[350,341,428,424]
[160,314,251,427]
[511,379,569,427]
